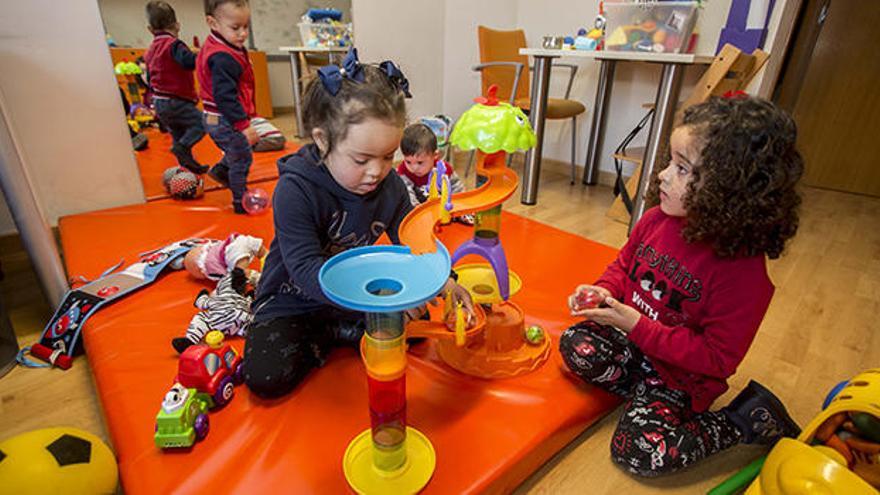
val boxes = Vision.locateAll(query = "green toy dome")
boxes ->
[450,87,537,154]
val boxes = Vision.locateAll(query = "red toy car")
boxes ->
[176,331,244,406]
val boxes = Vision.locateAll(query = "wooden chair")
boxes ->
[469,26,587,183]
[606,44,769,224]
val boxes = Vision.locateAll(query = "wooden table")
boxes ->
[519,48,711,230]
[279,46,349,138]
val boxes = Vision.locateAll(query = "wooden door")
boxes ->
[777,0,880,196]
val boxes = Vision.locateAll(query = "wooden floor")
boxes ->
[2,112,879,494]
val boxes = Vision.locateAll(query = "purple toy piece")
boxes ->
[443,175,453,211]
[212,376,234,406]
[451,236,511,301]
[194,413,209,440]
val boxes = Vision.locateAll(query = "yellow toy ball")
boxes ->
[0,427,118,495]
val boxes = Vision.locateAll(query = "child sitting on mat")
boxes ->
[559,96,804,477]
[397,123,466,206]
[244,49,473,398]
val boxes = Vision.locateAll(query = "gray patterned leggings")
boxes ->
[559,321,742,477]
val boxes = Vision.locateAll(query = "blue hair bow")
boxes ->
[317,47,365,96]
[379,60,411,98]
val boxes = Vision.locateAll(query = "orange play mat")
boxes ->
[59,182,621,494]
[134,128,298,200]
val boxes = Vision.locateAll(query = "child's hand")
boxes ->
[568,284,612,315]
[404,304,428,322]
[439,278,475,324]
[243,126,258,146]
[578,297,642,333]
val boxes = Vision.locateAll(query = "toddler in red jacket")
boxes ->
[560,96,804,477]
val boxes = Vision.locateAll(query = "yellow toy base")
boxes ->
[454,263,522,304]
[343,427,436,495]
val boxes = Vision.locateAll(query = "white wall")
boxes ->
[0,0,144,231]
[99,0,206,47]
[441,0,517,120]
[352,0,446,122]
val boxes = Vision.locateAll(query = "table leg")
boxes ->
[582,59,616,185]
[289,52,305,138]
[628,63,685,234]
[521,55,554,205]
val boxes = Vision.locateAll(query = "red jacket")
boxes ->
[595,207,774,412]
[144,32,197,102]
[195,31,255,131]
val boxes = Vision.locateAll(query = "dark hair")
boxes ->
[146,1,177,31]
[656,96,803,259]
[204,0,248,16]
[400,123,437,155]
[302,64,407,155]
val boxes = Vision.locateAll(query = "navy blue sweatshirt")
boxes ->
[253,144,413,322]
[170,40,196,69]
[208,53,248,125]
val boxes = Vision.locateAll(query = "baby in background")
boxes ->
[396,123,470,223]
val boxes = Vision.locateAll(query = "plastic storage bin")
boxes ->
[603,1,699,54]
[298,21,353,48]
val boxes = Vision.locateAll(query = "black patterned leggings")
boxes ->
[242,309,365,398]
[559,321,742,477]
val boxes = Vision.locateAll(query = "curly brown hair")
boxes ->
[653,96,804,259]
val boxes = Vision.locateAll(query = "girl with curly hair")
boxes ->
[559,96,804,477]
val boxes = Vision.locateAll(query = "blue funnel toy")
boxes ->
[319,241,451,313]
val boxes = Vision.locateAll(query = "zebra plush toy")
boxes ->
[172,267,253,353]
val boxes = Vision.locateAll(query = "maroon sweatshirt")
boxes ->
[144,32,198,102]
[595,207,774,412]
[195,31,255,131]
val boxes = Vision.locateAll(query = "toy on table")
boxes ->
[604,1,699,54]
[299,8,352,48]
[155,331,244,449]
[241,187,270,215]
[711,368,880,494]
[178,233,266,285]
[16,238,208,369]
[574,2,607,51]
[0,426,118,495]
[172,267,253,353]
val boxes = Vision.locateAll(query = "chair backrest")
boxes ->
[676,43,770,122]
[477,26,531,102]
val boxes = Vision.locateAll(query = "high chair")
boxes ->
[607,44,769,224]
[467,26,587,183]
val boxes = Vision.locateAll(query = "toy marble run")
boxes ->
[318,85,544,493]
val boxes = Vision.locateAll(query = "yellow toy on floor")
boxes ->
[746,368,880,494]
[0,426,118,495]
